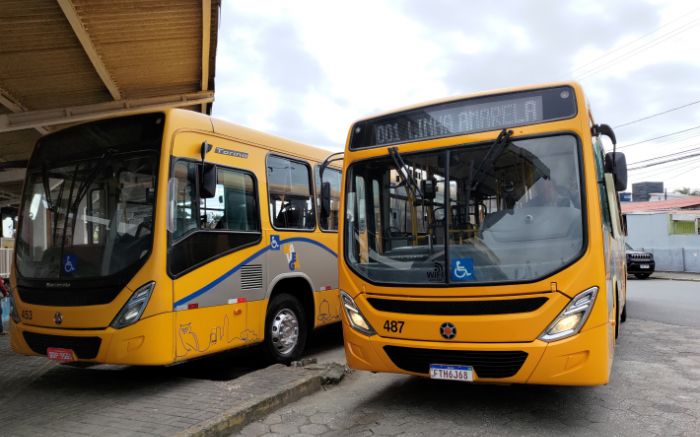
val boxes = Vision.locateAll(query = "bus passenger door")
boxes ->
[169,155,261,360]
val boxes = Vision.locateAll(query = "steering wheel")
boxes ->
[384,226,405,240]
[135,220,152,238]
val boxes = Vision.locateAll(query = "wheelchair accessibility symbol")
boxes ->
[63,255,77,274]
[270,235,281,251]
[450,258,475,281]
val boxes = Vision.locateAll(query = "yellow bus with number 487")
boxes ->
[337,82,628,385]
[10,108,342,365]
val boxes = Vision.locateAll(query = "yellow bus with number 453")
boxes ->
[337,82,628,385]
[10,108,342,365]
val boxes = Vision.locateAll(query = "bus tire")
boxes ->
[621,303,627,323]
[261,293,308,364]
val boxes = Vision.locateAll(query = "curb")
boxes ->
[175,362,346,437]
[647,272,700,282]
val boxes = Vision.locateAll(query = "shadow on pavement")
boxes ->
[42,322,345,384]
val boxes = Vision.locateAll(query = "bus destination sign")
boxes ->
[350,86,577,149]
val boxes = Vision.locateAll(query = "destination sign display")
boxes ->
[350,86,577,149]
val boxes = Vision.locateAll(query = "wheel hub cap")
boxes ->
[271,309,299,355]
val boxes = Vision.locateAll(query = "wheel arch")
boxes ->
[266,273,315,333]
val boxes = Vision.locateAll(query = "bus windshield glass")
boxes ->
[344,134,584,285]
[16,114,163,280]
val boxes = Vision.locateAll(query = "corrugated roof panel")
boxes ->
[0,0,113,109]
[0,0,220,202]
[72,0,204,99]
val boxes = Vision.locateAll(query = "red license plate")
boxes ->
[47,347,76,363]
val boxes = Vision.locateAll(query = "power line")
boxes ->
[613,98,700,129]
[618,124,700,149]
[631,155,700,178]
[628,145,700,165]
[666,161,700,181]
[628,151,700,170]
[576,17,700,80]
[571,9,700,74]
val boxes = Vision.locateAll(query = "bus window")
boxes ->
[172,161,198,240]
[169,161,261,276]
[201,168,259,232]
[315,166,341,231]
[267,155,315,230]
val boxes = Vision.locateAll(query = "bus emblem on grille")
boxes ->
[440,322,456,339]
[54,312,63,325]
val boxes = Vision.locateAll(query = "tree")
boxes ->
[674,187,700,196]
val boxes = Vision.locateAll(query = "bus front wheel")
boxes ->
[261,293,308,364]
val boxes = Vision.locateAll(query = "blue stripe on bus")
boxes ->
[173,237,337,308]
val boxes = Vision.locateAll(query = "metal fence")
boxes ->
[0,248,12,278]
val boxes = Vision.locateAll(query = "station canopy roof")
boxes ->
[0,0,220,208]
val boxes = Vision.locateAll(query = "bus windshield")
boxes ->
[344,134,584,285]
[16,114,163,281]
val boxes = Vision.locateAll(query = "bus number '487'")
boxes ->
[383,320,405,333]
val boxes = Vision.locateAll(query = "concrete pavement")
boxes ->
[239,317,700,436]
[0,328,346,437]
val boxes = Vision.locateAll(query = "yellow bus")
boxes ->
[9,108,342,365]
[337,82,628,385]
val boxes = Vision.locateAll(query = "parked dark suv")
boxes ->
[625,242,655,279]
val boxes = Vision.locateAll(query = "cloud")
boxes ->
[212,0,700,189]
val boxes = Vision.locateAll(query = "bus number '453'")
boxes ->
[383,320,405,333]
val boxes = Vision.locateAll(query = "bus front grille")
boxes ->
[383,346,528,378]
[23,332,101,359]
[367,297,547,316]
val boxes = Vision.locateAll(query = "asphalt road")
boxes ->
[626,277,700,327]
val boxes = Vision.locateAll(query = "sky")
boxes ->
[212,0,700,192]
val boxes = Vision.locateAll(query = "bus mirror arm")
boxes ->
[200,140,213,162]
[592,124,616,146]
[319,152,344,179]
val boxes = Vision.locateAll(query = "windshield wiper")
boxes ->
[471,129,512,191]
[41,163,55,211]
[68,149,115,215]
[388,146,423,200]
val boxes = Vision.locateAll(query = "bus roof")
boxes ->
[163,108,339,165]
[350,81,584,126]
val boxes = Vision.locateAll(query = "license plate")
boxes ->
[640,264,650,269]
[429,364,474,382]
[47,347,75,363]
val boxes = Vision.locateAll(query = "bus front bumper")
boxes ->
[10,312,174,366]
[343,321,611,386]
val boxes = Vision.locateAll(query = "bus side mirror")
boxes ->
[201,163,217,198]
[321,181,331,216]
[604,152,627,191]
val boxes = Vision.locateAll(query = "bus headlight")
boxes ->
[340,290,375,336]
[111,282,155,329]
[9,293,21,324]
[539,287,598,342]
